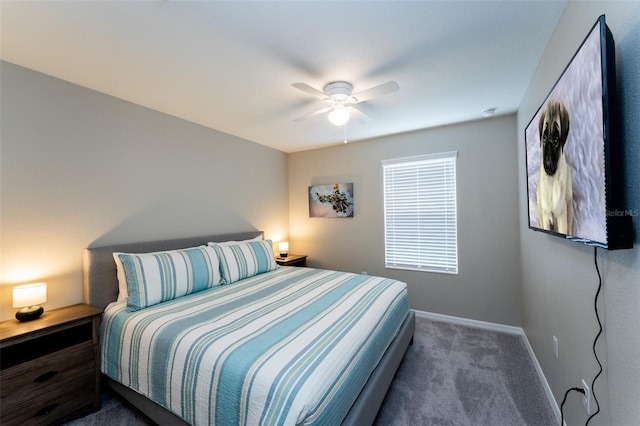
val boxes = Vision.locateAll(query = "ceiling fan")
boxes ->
[292,80,399,126]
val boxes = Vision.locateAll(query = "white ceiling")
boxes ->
[1,0,566,153]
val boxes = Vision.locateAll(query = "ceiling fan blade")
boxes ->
[350,105,373,121]
[292,82,327,100]
[352,81,399,103]
[293,105,332,122]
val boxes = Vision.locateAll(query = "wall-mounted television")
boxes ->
[525,15,632,250]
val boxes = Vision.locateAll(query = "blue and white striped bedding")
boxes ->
[101,266,409,426]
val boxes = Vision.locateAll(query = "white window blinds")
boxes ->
[382,152,458,274]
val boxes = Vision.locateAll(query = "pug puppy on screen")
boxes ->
[536,100,573,235]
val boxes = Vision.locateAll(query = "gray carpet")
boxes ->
[66,316,557,426]
[373,317,556,426]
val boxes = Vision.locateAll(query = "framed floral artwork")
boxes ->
[309,183,354,218]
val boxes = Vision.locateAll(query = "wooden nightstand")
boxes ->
[0,303,103,426]
[275,254,308,267]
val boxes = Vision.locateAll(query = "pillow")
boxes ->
[207,234,262,246]
[113,254,128,303]
[113,245,222,311]
[211,239,278,284]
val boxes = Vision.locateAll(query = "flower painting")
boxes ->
[309,183,354,218]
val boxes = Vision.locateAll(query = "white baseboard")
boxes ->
[414,309,522,334]
[413,309,561,423]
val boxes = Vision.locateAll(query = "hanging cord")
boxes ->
[561,387,586,426]
[586,246,603,425]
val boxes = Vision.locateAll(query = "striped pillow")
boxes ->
[114,245,222,311]
[211,239,278,284]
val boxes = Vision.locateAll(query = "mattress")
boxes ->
[101,266,409,426]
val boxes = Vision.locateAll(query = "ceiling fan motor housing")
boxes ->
[324,81,353,101]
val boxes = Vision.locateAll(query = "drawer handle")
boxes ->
[34,371,58,383]
[35,403,58,416]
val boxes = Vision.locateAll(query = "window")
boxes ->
[382,152,458,274]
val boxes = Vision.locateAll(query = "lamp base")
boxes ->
[279,253,288,258]
[15,305,44,322]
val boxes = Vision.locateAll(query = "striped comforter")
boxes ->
[101,266,409,426]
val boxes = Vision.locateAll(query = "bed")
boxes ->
[83,231,415,426]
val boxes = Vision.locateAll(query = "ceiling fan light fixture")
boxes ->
[328,105,350,126]
[292,80,398,125]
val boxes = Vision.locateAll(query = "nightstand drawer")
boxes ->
[0,341,95,409]
[0,374,95,426]
[1,320,93,369]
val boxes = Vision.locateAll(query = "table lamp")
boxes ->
[13,282,47,322]
[278,242,289,258]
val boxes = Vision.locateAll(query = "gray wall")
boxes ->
[0,62,289,320]
[518,3,640,425]
[289,115,523,326]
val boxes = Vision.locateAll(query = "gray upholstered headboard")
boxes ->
[82,231,264,310]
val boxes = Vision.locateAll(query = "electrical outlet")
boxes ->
[582,379,591,414]
[553,335,559,359]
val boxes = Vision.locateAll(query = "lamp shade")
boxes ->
[13,283,47,308]
[278,242,289,257]
[328,105,350,126]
